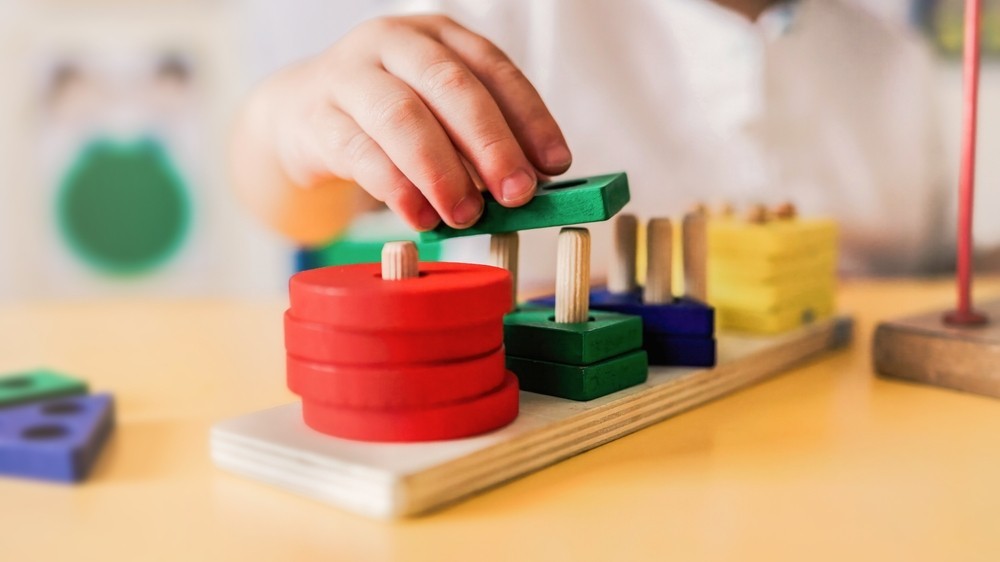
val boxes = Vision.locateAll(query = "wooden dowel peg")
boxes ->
[608,214,638,294]
[381,241,419,280]
[555,228,591,324]
[746,204,769,225]
[682,212,708,302]
[489,232,519,311]
[717,201,735,218]
[644,218,673,305]
[773,202,797,220]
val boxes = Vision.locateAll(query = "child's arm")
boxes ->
[231,14,572,246]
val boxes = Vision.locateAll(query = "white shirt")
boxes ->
[384,0,952,284]
[249,0,953,286]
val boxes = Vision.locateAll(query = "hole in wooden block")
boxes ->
[42,401,84,415]
[504,309,642,365]
[546,315,596,323]
[22,424,69,440]
[373,272,428,280]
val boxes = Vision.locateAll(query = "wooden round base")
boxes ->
[289,263,511,330]
[301,372,519,442]
[287,348,507,409]
[284,312,503,365]
[943,309,989,327]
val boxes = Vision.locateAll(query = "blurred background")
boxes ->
[0,0,997,301]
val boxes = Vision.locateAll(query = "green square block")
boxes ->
[507,349,648,401]
[0,369,88,408]
[504,308,643,365]
[419,172,630,241]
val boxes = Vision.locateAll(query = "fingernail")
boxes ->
[452,195,484,227]
[544,144,572,169]
[500,169,536,204]
[417,204,441,230]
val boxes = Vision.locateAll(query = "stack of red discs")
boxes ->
[285,261,519,442]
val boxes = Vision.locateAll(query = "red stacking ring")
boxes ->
[284,311,503,365]
[301,371,520,442]
[288,262,512,330]
[287,347,507,409]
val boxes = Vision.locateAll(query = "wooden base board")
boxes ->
[874,299,1000,398]
[211,317,853,519]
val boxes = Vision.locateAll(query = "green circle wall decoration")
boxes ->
[56,138,192,276]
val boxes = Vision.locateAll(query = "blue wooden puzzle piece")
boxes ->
[529,289,715,337]
[0,393,115,483]
[643,333,717,367]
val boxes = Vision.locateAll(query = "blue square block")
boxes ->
[529,288,715,337]
[644,333,716,367]
[0,394,115,483]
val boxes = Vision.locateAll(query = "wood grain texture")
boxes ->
[489,232,519,310]
[682,212,708,301]
[609,214,638,294]
[211,315,853,519]
[555,228,590,324]
[644,217,672,304]
[874,299,1000,398]
[380,241,418,280]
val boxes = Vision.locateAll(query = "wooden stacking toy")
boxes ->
[504,228,648,401]
[285,242,519,442]
[707,203,837,334]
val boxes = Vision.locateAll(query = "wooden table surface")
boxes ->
[2,278,999,562]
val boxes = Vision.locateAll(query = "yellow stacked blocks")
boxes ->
[707,213,837,334]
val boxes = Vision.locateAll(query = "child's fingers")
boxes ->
[314,108,440,231]
[430,19,572,176]
[381,29,537,207]
[332,68,482,229]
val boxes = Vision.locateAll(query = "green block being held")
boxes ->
[504,308,643,365]
[507,350,649,401]
[0,369,89,409]
[419,172,630,242]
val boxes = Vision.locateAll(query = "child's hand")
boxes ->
[257,15,572,232]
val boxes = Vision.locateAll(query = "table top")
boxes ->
[2,278,999,562]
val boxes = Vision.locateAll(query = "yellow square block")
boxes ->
[709,249,836,284]
[717,293,836,334]
[710,279,836,311]
[709,218,838,259]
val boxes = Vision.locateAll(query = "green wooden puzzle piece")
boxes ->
[504,308,643,365]
[507,350,648,401]
[0,369,88,409]
[419,172,630,242]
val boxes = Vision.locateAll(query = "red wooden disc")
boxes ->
[287,347,507,409]
[301,371,520,442]
[284,311,503,365]
[289,262,511,330]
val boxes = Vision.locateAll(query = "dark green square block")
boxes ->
[0,369,88,408]
[504,308,643,365]
[419,172,630,241]
[507,350,648,401]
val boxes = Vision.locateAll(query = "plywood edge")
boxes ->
[401,317,853,516]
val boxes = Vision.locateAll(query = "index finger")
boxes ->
[421,17,573,176]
